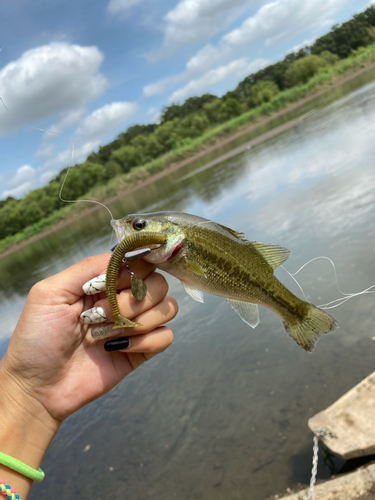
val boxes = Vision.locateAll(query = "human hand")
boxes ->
[0,253,178,426]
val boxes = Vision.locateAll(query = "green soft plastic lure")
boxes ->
[106,231,167,328]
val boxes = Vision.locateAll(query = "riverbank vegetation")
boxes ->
[1,6,375,254]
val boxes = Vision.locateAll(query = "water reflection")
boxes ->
[1,75,375,500]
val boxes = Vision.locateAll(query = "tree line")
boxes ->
[1,6,375,241]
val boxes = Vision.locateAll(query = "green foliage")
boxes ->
[104,159,123,179]
[0,196,18,209]
[319,50,340,66]
[118,123,157,144]
[203,98,223,124]
[368,26,375,44]
[285,55,326,87]
[143,135,164,159]
[61,162,106,200]
[154,120,181,152]
[111,145,140,170]
[220,98,242,120]
[312,6,375,58]
[246,80,280,108]
[160,94,216,123]
[87,124,157,165]
[236,49,308,96]
[179,113,210,138]
[203,98,242,124]
[172,137,194,150]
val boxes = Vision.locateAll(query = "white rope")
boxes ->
[306,427,336,500]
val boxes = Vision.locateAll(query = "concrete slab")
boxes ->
[308,371,375,460]
[277,462,375,500]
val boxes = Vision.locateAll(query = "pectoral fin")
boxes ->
[228,300,260,328]
[185,258,207,277]
[182,282,204,303]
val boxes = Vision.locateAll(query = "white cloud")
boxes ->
[144,73,189,98]
[35,141,57,162]
[290,38,316,54]
[38,101,138,174]
[143,43,232,98]
[147,107,161,123]
[186,44,229,73]
[144,0,349,99]
[0,42,107,135]
[40,171,57,185]
[221,0,349,49]
[2,165,36,198]
[77,102,138,140]
[39,140,99,173]
[187,0,350,72]
[162,0,259,50]
[107,0,144,15]
[169,57,268,103]
[48,108,86,136]
[35,108,86,161]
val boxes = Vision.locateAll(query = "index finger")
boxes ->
[45,253,155,303]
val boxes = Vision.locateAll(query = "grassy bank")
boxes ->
[1,44,375,256]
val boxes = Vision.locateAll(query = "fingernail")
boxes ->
[91,324,125,340]
[80,306,107,324]
[83,275,107,295]
[104,337,131,351]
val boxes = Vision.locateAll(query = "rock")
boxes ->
[308,371,375,460]
[279,462,375,500]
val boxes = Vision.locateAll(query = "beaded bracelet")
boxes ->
[0,481,23,500]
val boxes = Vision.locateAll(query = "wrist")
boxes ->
[0,366,60,471]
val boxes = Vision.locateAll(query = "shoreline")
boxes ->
[2,61,375,260]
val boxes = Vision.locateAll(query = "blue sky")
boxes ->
[0,0,371,199]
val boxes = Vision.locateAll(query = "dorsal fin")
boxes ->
[217,223,290,270]
[252,242,290,270]
[217,223,248,241]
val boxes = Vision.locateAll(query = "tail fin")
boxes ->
[283,305,338,352]
[114,314,142,329]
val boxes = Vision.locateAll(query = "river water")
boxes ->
[2,75,375,499]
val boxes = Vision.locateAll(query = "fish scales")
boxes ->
[182,224,308,323]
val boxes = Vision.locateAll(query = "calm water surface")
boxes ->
[2,78,375,499]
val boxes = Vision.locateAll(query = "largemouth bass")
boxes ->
[108,211,338,352]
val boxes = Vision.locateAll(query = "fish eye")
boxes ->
[133,219,146,231]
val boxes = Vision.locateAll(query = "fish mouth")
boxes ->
[111,218,185,264]
[167,242,183,261]
[111,218,148,243]
[111,219,128,243]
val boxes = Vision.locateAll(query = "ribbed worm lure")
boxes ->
[106,232,168,328]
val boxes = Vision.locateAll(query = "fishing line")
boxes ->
[58,164,114,221]
[281,256,375,310]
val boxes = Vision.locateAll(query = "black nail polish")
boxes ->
[104,337,130,351]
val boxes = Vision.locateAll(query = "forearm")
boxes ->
[0,369,60,499]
